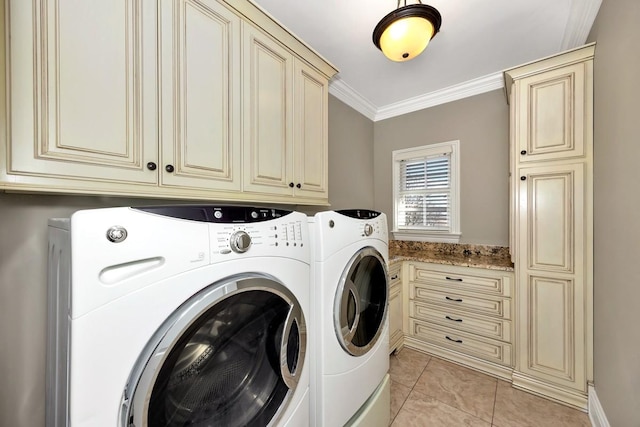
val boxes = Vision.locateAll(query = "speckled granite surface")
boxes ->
[389,241,514,271]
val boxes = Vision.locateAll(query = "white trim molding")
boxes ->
[560,0,603,51]
[328,76,378,121]
[329,72,504,122]
[588,385,611,427]
[375,73,504,121]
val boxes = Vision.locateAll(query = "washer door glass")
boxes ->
[122,275,306,427]
[334,247,388,356]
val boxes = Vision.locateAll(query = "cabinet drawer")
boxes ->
[410,283,511,319]
[410,319,513,366]
[409,263,512,297]
[388,263,402,287]
[410,301,512,342]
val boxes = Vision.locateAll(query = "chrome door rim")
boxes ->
[333,247,388,356]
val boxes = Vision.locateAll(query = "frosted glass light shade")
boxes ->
[372,3,442,62]
[379,16,434,62]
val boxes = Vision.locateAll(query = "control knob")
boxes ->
[230,230,252,253]
[364,223,373,236]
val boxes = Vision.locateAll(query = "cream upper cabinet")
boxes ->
[5,0,159,185]
[242,23,329,203]
[505,44,593,410]
[159,0,241,192]
[1,0,337,204]
[242,22,294,197]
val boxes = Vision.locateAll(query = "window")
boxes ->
[392,140,460,242]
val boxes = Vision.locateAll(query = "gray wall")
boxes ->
[588,0,640,425]
[0,95,374,427]
[373,89,510,245]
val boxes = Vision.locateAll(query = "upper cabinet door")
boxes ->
[514,61,591,163]
[242,22,294,196]
[7,0,158,184]
[293,59,328,200]
[159,0,241,191]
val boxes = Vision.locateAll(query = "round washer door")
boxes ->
[334,247,388,356]
[121,274,306,427]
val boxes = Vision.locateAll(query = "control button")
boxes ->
[364,224,373,236]
[220,248,232,255]
[251,211,258,219]
[214,210,223,219]
[230,231,252,253]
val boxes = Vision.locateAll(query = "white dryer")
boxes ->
[308,210,391,427]
[46,206,311,427]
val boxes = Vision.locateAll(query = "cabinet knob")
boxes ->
[520,176,526,181]
[520,150,527,155]
[288,182,294,188]
[165,164,175,173]
[146,162,157,171]
[296,183,301,189]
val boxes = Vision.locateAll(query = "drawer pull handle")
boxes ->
[445,276,463,282]
[390,275,399,280]
[445,336,463,343]
[445,296,463,302]
[445,315,463,322]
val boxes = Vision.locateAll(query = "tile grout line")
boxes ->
[389,350,433,425]
[490,379,498,426]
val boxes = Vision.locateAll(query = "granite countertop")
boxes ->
[388,241,514,272]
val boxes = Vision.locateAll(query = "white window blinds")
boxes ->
[397,153,451,230]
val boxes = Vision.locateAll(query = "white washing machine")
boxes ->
[308,209,391,427]
[46,205,311,427]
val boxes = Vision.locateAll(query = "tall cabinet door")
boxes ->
[293,59,329,200]
[7,0,158,184]
[159,0,241,191]
[242,22,294,196]
[515,163,587,397]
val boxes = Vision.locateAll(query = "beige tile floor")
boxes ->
[389,348,592,427]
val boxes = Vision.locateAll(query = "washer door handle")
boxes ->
[280,304,304,390]
[340,279,361,343]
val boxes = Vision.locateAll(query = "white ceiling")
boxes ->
[252,0,602,121]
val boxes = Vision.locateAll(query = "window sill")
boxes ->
[391,230,461,243]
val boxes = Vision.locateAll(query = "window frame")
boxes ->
[391,140,461,243]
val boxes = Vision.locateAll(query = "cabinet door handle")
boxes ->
[146,162,157,171]
[445,336,463,343]
[165,164,175,173]
[445,276,463,282]
[445,296,463,302]
[445,315,463,322]
[289,182,295,188]
[296,183,302,189]
[390,275,398,280]
[520,176,526,181]
[520,150,527,155]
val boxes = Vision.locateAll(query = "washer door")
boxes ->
[121,274,306,427]
[334,247,388,356]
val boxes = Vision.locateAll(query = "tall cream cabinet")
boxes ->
[504,44,594,410]
[0,0,337,205]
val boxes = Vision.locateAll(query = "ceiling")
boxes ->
[252,0,602,121]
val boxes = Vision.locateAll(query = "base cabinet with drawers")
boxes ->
[403,261,515,380]
[388,262,404,354]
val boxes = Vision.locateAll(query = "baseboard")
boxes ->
[588,385,611,427]
[511,371,588,411]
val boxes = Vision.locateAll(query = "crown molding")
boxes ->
[328,77,378,121]
[374,72,504,121]
[329,72,504,122]
[560,0,602,50]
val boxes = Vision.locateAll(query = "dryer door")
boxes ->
[334,247,388,356]
[121,274,306,427]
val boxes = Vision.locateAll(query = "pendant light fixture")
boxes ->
[372,0,442,62]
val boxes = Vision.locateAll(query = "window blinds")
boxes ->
[397,154,450,230]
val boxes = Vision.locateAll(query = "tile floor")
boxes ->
[389,347,592,427]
